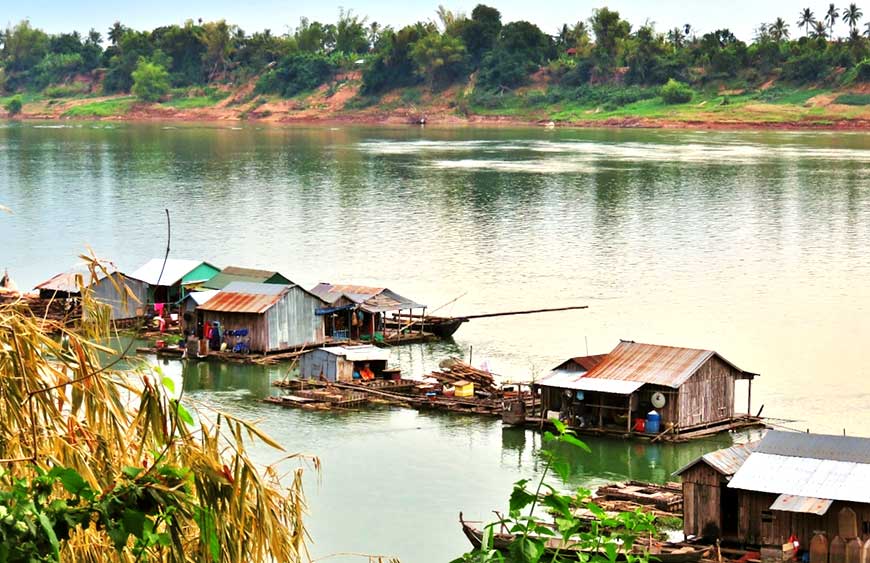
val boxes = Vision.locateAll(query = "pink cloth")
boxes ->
[154,303,165,317]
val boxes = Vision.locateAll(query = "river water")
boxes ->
[1,122,869,561]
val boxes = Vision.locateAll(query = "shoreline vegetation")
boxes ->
[2,5,870,130]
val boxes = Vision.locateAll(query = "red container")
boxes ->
[633,418,646,432]
[155,340,166,349]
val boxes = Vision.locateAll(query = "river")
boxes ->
[1,121,869,561]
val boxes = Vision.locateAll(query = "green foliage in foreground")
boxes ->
[660,79,694,104]
[452,420,657,563]
[834,93,870,105]
[131,58,171,102]
[62,97,135,117]
[4,95,23,115]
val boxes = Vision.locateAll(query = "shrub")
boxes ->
[853,59,870,83]
[660,78,694,104]
[834,93,870,105]
[255,53,336,98]
[4,95,23,116]
[131,59,170,102]
[43,83,90,98]
[400,88,422,105]
[781,51,831,84]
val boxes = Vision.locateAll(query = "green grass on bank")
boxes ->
[161,88,230,109]
[834,93,870,105]
[0,92,44,107]
[62,97,136,117]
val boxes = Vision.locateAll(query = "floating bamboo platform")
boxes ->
[523,414,766,442]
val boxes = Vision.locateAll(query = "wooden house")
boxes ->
[309,283,425,341]
[34,263,149,321]
[535,341,758,438]
[130,258,220,307]
[676,431,870,548]
[196,281,327,353]
[202,266,292,290]
[299,345,391,382]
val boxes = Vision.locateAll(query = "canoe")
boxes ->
[385,314,467,338]
[459,515,709,563]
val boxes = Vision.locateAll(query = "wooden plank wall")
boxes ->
[201,311,269,352]
[678,356,736,428]
[738,493,870,546]
[682,464,724,538]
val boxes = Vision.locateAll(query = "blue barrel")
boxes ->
[645,410,661,434]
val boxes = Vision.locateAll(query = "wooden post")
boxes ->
[597,396,603,429]
[627,395,632,433]
[421,307,426,335]
[747,378,752,415]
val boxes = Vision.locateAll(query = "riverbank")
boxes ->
[5,78,870,130]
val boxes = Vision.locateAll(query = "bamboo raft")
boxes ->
[263,388,369,410]
[595,481,683,513]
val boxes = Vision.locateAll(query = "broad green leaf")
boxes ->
[122,466,144,479]
[551,418,566,434]
[162,376,176,394]
[551,459,572,481]
[57,468,88,496]
[37,512,59,559]
[121,508,146,538]
[509,484,536,513]
[176,401,195,426]
[559,433,591,453]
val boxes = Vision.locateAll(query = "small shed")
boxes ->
[130,258,220,306]
[674,441,757,540]
[34,263,149,320]
[202,266,293,290]
[299,345,391,382]
[310,283,425,341]
[536,341,758,436]
[196,281,326,353]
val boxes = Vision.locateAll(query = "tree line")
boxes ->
[2,3,870,107]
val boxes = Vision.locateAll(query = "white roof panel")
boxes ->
[319,345,391,362]
[186,290,218,305]
[728,452,870,503]
[537,371,643,395]
[769,494,833,515]
[131,259,203,286]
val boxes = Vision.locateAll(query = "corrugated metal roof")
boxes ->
[728,452,870,503]
[537,371,643,394]
[197,284,289,314]
[674,442,757,477]
[310,283,423,312]
[553,354,608,372]
[769,494,833,515]
[35,261,124,292]
[319,345,391,362]
[185,290,218,306]
[222,281,291,295]
[757,430,870,464]
[131,259,208,286]
[204,266,292,290]
[583,341,750,389]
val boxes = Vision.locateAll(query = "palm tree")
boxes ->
[812,20,829,39]
[107,21,127,45]
[771,17,790,42]
[842,3,863,32]
[825,3,840,38]
[798,8,815,36]
[667,27,684,50]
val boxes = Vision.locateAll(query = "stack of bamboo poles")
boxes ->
[427,358,497,392]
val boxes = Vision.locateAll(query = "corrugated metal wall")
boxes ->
[266,287,325,351]
[91,273,149,320]
[300,349,338,380]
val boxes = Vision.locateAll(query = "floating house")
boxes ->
[676,431,870,548]
[130,259,220,306]
[535,340,759,438]
[196,281,327,353]
[34,263,148,320]
[298,345,391,382]
[309,283,425,341]
[202,266,292,290]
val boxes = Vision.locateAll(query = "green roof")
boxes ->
[203,266,293,290]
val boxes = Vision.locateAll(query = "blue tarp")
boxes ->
[315,304,355,315]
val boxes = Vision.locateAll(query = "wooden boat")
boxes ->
[459,515,709,563]
[385,314,467,338]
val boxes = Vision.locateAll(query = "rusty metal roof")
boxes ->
[769,494,833,515]
[310,283,423,312]
[35,261,127,293]
[197,283,290,314]
[674,441,757,477]
[583,340,752,389]
[553,354,608,372]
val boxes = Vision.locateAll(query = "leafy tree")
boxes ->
[589,8,631,75]
[499,21,553,65]
[410,32,467,87]
[235,30,297,75]
[460,4,502,65]
[151,21,207,85]
[131,57,170,101]
[798,9,816,37]
[295,18,333,53]
[103,30,157,93]
[660,78,693,103]
[4,95,22,115]
[334,8,370,54]
[361,23,430,94]
[624,24,671,84]
[201,20,238,82]
[478,48,536,91]
[1,20,49,73]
